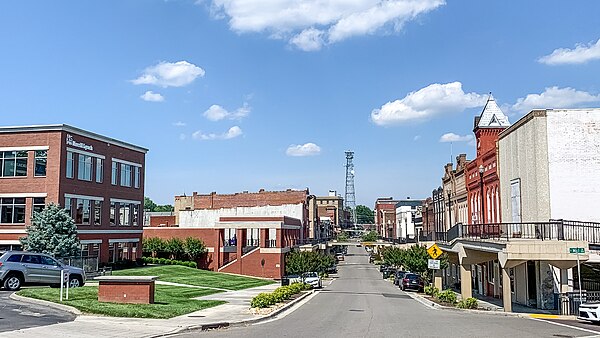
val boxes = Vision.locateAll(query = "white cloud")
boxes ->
[370,82,486,126]
[209,0,445,51]
[286,143,321,156]
[538,38,600,65]
[131,61,205,87]
[439,133,473,143]
[192,126,243,140]
[203,103,250,121]
[512,86,600,113]
[413,135,421,141]
[173,121,187,127]
[140,91,165,102]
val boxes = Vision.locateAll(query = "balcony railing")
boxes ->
[266,239,277,248]
[436,220,600,244]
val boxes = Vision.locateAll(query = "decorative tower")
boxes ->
[344,151,357,226]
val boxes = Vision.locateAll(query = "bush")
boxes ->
[457,297,478,309]
[250,282,309,308]
[424,285,439,297]
[436,289,457,304]
[250,293,276,308]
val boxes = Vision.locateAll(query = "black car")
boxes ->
[400,273,424,292]
[393,270,408,286]
[382,267,396,279]
[379,264,389,273]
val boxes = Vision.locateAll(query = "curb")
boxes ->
[154,289,316,337]
[10,292,82,315]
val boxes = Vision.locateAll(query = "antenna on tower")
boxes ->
[344,150,357,227]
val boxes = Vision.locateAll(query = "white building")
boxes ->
[395,199,424,241]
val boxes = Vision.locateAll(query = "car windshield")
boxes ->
[304,272,317,278]
[406,274,419,280]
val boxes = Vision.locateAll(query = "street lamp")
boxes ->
[478,165,485,224]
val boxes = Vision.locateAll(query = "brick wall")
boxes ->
[149,215,176,227]
[98,281,155,304]
[220,248,284,279]
[175,189,308,210]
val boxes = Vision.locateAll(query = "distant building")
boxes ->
[374,197,399,238]
[432,187,445,239]
[442,154,470,230]
[307,190,343,239]
[0,124,147,263]
[421,197,434,240]
[395,199,424,241]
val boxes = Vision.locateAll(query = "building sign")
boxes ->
[66,134,94,151]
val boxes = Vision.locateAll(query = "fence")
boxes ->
[559,291,600,315]
[58,256,99,273]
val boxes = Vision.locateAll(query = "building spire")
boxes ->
[476,92,510,129]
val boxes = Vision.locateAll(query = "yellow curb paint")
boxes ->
[529,314,559,319]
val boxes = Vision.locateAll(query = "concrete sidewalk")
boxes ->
[0,283,306,338]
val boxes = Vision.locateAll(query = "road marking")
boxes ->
[529,314,559,319]
[530,318,600,336]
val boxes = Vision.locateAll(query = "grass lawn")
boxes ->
[113,265,274,290]
[17,285,225,319]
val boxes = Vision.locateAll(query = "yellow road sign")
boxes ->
[427,244,443,259]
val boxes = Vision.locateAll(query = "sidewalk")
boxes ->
[1,282,309,338]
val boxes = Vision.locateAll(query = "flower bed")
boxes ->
[250,283,312,313]
[423,286,478,309]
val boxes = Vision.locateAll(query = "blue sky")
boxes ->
[2,1,600,206]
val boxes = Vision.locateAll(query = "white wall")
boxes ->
[178,204,305,228]
[547,109,600,222]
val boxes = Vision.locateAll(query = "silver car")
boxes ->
[0,251,86,291]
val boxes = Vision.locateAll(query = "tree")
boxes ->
[285,251,335,275]
[143,237,165,257]
[184,237,207,261]
[165,238,185,260]
[20,203,80,257]
[362,230,379,242]
[355,205,374,224]
[144,196,174,212]
[336,231,349,242]
[381,247,405,268]
[144,197,158,212]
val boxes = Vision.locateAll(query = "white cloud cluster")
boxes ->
[439,133,473,143]
[192,126,243,140]
[286,143,321,156]
[538,38,600,65]
[209,0,445,51]
[173,121,187,127]
[132,61,205,87]
[512,86,600,113]
[140,91,165,102]
[370,82,486,126]
[203,103,250,121]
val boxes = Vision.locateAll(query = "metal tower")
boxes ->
[344,151,357,225]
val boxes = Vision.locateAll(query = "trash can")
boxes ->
[281,276,290,286]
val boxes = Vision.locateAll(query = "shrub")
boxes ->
[250,282,309,308]
[251,293,276,308]
[457,297,478,309]
[424,285,439,297]
[436,289,457,304]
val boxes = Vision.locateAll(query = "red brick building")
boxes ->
[375,197,399,238]
[144,189,310,279]
[466,96,510,225]
[0,124,147,263]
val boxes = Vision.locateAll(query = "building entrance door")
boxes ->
[527,261,538,307]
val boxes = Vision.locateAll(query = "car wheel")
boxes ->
[4,274,23,291]
[69,275,83,288]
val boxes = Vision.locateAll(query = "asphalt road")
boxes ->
[174,245,600,338]
[0,289,75,333]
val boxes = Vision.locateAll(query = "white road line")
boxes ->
[530,318,600,336]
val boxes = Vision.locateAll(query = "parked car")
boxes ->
[379,264,390,273]
[301,272,322,288]
[394,270,408,286]
[400,273,424,292]
[336,254,344,262]
[326,264,338,274]
[281,274,302,286]
[382,267,396,279]
[0,251,86,291]
[578,302,600,323]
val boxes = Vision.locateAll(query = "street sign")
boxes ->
[428,259,440,269]
[569,247,585,254]
[427,244,443,259]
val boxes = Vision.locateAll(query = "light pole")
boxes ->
[478,165,485,224]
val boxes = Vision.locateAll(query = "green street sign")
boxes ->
[569,247,585,254]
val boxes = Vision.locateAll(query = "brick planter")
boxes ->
[96,276,158,304]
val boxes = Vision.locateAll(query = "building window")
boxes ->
[120,163,132,187]
[95,158,103,183]
[134,166,140,188]
[1,151,28,177]
[132,204,139,226]
[32,197,46,215]
[119,203,131,226]
[64,198,72,218]
[94,200,102,225]
[75,199,91,225]
[111,161,118,185]
[34,150,47,177]
[0,198,26,224]
[110,202,116,226]
[66,151,74,179]
[77,154,92,181]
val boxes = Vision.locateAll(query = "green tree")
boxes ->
[362,230,379,242]
[401,245,449,281]
[144,197,174,212]
[285,251,335,275]
[355,205,374,224]
[381,247,405,268]
[336,231,349,242]
[184,237,207,261]
[165,238,185,260]
[20,203,80,257]
[143,237,165,257]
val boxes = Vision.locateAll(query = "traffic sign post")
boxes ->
[428,259,440,269]
[60,269,69,302]
[569,247,585,306]
[427,244,443,260]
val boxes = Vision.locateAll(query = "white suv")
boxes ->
[302,272,322,288]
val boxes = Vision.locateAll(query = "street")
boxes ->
[0,290,75,333]
[173,245,600,338]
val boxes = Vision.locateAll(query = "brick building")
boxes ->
[442,154,470,230]
[0,124,147,263]
[374,197,399,238]
[307,190,343,240]
[466,95,510,225]
[144,189,310,279]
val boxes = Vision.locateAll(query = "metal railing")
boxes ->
[559,291,600,315]
[433,220,600,244]
[58,256,99,273]
[266,239,277,248]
